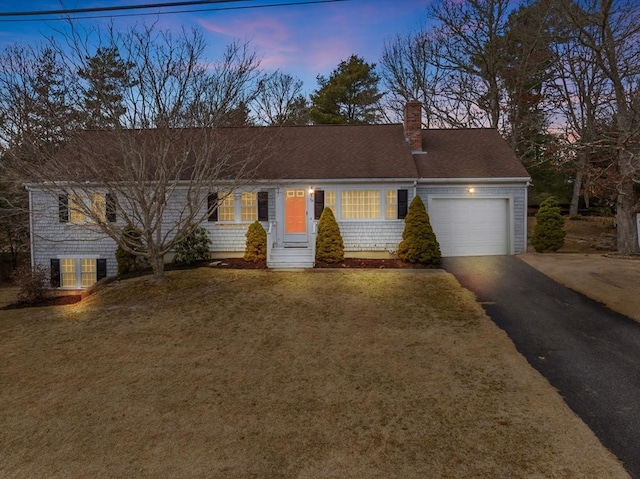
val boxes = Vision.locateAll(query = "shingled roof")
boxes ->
[47,123,529,182]
[414,129,530,179]
[253,124,417,180]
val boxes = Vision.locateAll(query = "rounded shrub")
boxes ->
[173,226,211,265]
[12,264,50,303]
[397,195,441,265]
[532,196,565,253]
[116,225,147,275]
[244,220,267,262]
[315,207,344,263]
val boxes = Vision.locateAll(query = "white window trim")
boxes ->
[321,187,407,222]
[215,190,260,224]
[56,256,100,289]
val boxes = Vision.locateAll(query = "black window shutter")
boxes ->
[257,191,269,221]
[50,259,61,287]
[314,190,325,220]
[207,193,218,222]
[106,194,117,222]
[58,194,69,223]
[96,259,107,281]
[398,189,408,219]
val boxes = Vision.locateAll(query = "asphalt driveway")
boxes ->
[442,256,640,479]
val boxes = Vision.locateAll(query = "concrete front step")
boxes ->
[268,248,315,269]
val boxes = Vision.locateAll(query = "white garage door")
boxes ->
[429,198,509,257]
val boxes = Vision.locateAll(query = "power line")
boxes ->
[0,0,346,22]
[0,0,247,17]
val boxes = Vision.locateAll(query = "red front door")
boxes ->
[285,189,307,242]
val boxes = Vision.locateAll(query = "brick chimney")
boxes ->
[403,100,423,152]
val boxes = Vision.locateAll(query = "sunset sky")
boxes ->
[0,0,431,93]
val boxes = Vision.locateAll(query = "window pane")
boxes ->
[241,192,257,222]
[91,194,106,222]
[218,192,235,222]
[385,190,397,219]
[69,195,85,224]
[325,190,336,215]
[341,190,380,219]
[81,258,96,288]
[61,258,76,287]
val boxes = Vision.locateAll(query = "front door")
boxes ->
[284,189,307,244]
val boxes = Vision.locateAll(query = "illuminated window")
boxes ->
[69,195,85,224]
[241,192,257,222]
[90,194,106,222]
[325,190,336,215]
[341,190,380,219]
[68,194,106,223]
[385,190,397,219]
[217,192,235,222]
[61,258,76,287]
[80,258,97,287]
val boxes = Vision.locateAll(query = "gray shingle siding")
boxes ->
[30,189,119,277]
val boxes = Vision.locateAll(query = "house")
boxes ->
[26,101,530,289]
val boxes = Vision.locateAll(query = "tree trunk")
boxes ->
[569,152,586,216]
[615,151,640,254]
[150,253,167,283]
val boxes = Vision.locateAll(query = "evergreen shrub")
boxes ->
[244,221,267,262]
[532,196,565,253]
[173,227,211,265]
[397,196,441,265]
[315,207,344,263]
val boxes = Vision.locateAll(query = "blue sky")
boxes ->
[0,0,431,93]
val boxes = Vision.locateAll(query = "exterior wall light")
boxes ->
[308,187,314,195]
[468,187,475,194]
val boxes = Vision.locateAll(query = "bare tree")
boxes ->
[253,71,309,125]
[8,24,269,281]
[560,0,640,253]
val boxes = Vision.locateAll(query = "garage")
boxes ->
[428,198,509,257]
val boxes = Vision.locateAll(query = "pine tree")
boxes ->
[309,55,383,124]
[78,47,134,129]
[532,196,565,252]
[397,196,441,265]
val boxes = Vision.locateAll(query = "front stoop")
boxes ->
[267,247,314,269]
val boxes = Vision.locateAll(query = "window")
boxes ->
[341,190,380,219]
[60,258,77,288]
[69,194,85,224]
[61,193,115,224]
[241,192,257,222]
[217,193,235,222]
[90,194,106,223]
[51,258,107,289]
[209,191,268,223]
[325,191,336,214]
[385,190,397,219]
[81,258,97,287]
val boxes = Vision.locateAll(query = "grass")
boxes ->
[0,269,628,478]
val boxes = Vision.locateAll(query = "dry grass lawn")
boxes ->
[0,269,629,478]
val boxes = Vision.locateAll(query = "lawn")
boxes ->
[0,269,628,478]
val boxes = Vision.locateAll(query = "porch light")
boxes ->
[308,187,314,195]
[467,187,475,194]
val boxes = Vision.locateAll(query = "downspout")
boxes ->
[27,187,35,268]
[524,180,530,253]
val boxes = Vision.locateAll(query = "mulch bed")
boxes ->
[1,295,82,310]
[211,257,433,269]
